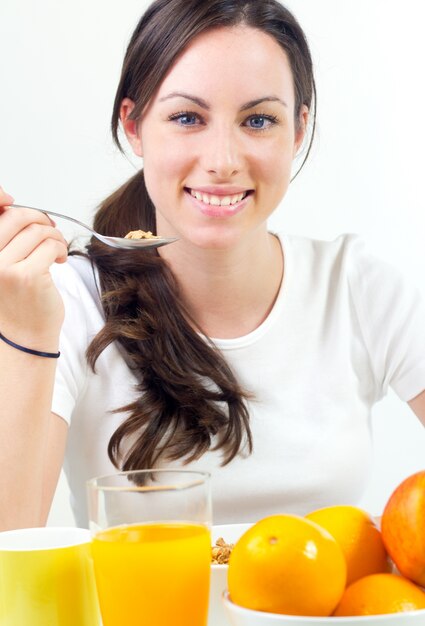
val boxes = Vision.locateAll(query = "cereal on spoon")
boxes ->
[124,229,160,240]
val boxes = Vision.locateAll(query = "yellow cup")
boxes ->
[0,526,100,626]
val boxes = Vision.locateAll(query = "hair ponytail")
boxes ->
[85,170,253,470]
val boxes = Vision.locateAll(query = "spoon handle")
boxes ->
[10,204,96,235]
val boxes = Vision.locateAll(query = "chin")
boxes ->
[184,225,246,250]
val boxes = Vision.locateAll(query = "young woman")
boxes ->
[0,0,424,530]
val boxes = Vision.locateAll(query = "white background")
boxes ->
[0,0,424,526]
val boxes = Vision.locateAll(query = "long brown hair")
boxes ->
[84,0,316,471]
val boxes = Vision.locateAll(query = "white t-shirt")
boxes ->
[50,233,425,528]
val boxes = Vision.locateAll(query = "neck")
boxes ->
[159,231,284,339]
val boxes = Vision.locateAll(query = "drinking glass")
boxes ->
[87,469,212,626]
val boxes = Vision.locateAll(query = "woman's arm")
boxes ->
[408,389,425,427]
[0,187,68,529]
[0,347,67,529]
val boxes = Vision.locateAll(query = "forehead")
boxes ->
[154,25,295,106]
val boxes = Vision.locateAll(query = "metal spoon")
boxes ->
[11,204,178,250]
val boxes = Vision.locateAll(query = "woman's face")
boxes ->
[122,25,307,249]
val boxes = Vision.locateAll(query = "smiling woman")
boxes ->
[0,0,424,536]
[82,5,318,499]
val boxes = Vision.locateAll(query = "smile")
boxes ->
[188,189,250,207]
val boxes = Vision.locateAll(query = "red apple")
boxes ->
[381,470,425,586]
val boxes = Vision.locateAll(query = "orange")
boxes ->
[381,470,425,587]
[227,514,346,617]
[334,573,425,616]
[306,505,390,585]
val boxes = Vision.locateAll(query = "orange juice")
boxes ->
[92,522,211,626]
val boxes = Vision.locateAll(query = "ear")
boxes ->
[120,98,143,157]
[293,105,309,157]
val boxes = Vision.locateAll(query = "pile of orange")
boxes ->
[227,499,425,618]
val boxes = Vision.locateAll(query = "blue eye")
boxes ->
[178,113,197,125]
[244,114,278,130]
[250,116,267,128]
[168,111,201,126]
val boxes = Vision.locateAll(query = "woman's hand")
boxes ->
[0,187,68,350]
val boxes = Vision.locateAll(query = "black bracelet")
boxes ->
[0,331,60,359]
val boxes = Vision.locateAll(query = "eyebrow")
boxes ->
[158,92,287,110]
[240,96,287,110]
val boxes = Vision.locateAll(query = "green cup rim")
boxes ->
[0,527,90,551]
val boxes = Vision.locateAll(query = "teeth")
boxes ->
[190,189,247,206]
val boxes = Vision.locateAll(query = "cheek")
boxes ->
[254,139,294,190]
[248,137,294,214]
[143,142,190,204]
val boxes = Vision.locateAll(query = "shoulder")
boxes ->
[276,232,368,288]
[278,231,360,265]
[336,235,419,305]
[278,232,404,285]
[275,232,422,315]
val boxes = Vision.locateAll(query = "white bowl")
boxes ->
[222,592,425,626]
[208,523,253,626]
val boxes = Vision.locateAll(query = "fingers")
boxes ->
[0,223,68,267]
[0,196,68,267]
[0,205,58,250]
[18,237,68,274]
[0,237,67,293]
[0,189,67,271]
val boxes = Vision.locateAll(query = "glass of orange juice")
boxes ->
[87,469,211,626]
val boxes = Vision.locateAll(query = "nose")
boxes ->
[201,124,243,178]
